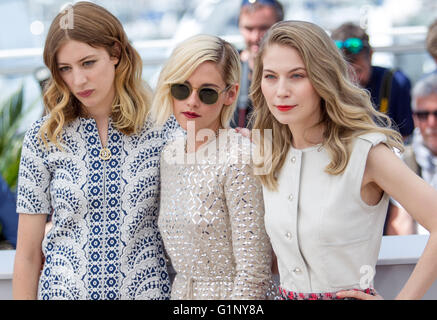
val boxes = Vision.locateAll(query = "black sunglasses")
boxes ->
[170,83,231,105]
[413,110,437,121]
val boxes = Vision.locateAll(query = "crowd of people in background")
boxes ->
[1,0,437,300]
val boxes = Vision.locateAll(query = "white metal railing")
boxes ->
[0,250,14,300]
[0,40,426,60]
[0,34,427,76]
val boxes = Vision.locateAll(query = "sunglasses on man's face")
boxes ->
[170,83,231,105]
[334,37,365,54]
[413,110,437,121]
[241,0,277,6]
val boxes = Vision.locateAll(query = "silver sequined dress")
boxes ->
[159,130,273,300]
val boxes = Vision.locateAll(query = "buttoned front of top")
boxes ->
[263,133,389,293]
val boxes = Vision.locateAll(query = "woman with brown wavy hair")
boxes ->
[13,2,178,300]
[251,20,437,300]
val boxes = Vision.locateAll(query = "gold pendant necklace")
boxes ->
[99,147,111,160]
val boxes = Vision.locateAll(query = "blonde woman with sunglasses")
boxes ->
[251,20,437,300]
[150,34,274,300]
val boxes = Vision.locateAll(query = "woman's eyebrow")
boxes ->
[263,67,306,73]
[58,55,98,65]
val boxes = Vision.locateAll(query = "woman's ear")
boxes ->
[224,83,239,106]
[110,42,121,66]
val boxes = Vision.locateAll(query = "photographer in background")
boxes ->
[232,0,284,128]
[331,22,414,139]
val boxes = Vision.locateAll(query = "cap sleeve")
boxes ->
[16,119,52,214]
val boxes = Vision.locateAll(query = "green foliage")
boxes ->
[0,86,37,190]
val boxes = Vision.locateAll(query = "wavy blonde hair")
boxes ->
[251,21,404,191]
[150,34,241,128]
[40,1,152,148]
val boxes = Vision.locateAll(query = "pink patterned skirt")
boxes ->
[279,287,377,300]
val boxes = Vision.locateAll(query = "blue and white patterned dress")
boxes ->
[16,115,179,300]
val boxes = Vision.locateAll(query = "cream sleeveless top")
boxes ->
[263,133,389,293]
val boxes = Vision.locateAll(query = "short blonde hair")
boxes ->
[151,34,241,128]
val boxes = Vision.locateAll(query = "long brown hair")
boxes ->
[41,1,151,148]
[251,21,404,191]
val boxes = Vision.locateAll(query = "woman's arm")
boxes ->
[386,204,416,235]
[13,213,47,300]
[338,144,437,300]
[224,160,273,300]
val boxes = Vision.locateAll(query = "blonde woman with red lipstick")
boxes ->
[150,34,274,300]
[251,21,437,300]
[13,2,178,300]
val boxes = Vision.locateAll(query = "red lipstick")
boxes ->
[182,111,200,119]
[276,105,295,112]
[77,89,94,98]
